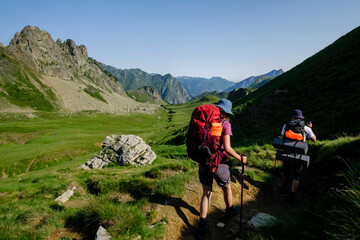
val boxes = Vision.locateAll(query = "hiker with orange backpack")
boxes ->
[186,99,247,239]
[280,109,316,203]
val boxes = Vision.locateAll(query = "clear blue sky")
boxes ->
[1,0,359,81]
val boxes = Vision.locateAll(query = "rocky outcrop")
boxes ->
[138,86,163,102]
[8,25,124,94]
[81,135,156,169]
[126,86,167,104]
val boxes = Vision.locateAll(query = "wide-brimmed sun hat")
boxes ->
[291,109,304,119]
[216,99,233,115]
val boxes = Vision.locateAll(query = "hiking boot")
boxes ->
[195,225,208,239]
[225,206,240,219]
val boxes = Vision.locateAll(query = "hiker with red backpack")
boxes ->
[280,109,316,203]
[186,99,247,239]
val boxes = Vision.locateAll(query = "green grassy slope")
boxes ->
[248,135,360,240]
[0,108,194,239]
[0,94,226,239]
[231,26,360,144]
[0,47,58,111]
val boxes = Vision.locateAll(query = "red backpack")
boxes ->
[186,104,229,167]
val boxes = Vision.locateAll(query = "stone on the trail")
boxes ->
[54,186,76,203]
[247,212,277,228]
[80,134,156,169]
[216,222,225,228]
[94,226,111,240]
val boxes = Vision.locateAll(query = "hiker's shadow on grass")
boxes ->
[151,196,199,228]
[230,168,265,190]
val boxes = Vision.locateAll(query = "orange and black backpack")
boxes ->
[284,119,305,141]
[186,104,229,167]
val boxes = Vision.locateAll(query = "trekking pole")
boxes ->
[240,153,246,240]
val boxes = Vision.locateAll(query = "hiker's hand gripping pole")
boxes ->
[240,153,247,165]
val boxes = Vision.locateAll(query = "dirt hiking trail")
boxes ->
[151,169,290,240]
[48,169,292,240]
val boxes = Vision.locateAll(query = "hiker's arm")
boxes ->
[223,135,247,164]
[279,124,286,139]
[306,122,317,141]
[309,132,316,141]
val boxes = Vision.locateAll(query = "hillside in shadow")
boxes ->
[231,26,360,144]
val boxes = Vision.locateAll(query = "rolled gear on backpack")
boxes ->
[284,119,306,141]
[275,150,310,168]
[272,138,308,155]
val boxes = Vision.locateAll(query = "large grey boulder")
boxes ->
[81,135,156,169]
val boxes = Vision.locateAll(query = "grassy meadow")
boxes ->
[0,96,359,239]
[0,97,220,239]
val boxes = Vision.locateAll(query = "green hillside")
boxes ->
[191,91,229,101]
[232,26,360,144]
[247,76,276,89]
[0,47,58,111]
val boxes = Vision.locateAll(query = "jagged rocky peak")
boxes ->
[60,39,88,64]
[11,25,51,44]
[6,25,124,94]
[8,25,88,72]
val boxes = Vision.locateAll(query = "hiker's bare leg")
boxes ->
[222,183,232,209]
[200,184,212,218]
[291,179,300,192]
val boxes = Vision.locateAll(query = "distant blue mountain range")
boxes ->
[224,69,284,92]
[176,69,284,97]
[176,76,235,97]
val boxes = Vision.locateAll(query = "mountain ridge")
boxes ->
[224,69,284,92]
[104,65,191,104]
[0,26,158,114]
[176,76,234,97]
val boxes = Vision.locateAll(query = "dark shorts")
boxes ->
[283,160,303,181]
[199,163,230,187]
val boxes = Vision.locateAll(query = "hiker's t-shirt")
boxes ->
[281,124,314,141]
[222,119,232,136]
[218,119,232,164]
